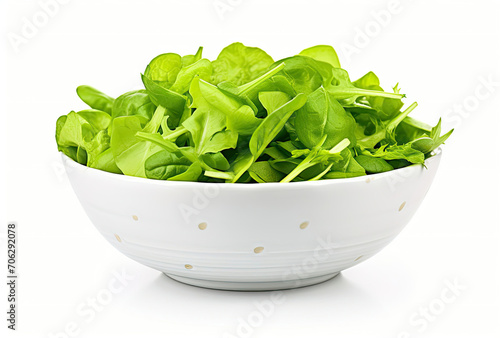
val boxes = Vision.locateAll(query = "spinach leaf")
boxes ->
[145,150,192,180]
[57,109,112,166]
[217,62,285,99]
[359,143,425,164]
[272,55,333,94]
[169,163,203,181]
[295,87,356,149]
[228,93,307,182]
[258,91,291,114]
[144,53,182,88]
[112,90,156,126]
[182,105,237,155]
[191,78,262,134]
[355,155,394,174]
[110,106,165,177]
[326,68,405,105]
[397,117,453,154]
[263,146,289,160]
[141,47,208,128]
[141,75,187,127]
[353,72,403,120]
[249,161,285,183]
[77,85,114,114]
[428,119,453,152]
[58,110,111,148]
[135,131,231,181]
[169,58,213,94]
[396,116,432,144]
[325,149,366,179]
[181,46,203,67]
[249,94,307,158]
[91,148,122,174]
[84,130,111,168]
[56,115,77,161]
[200,152,230,171]
[299,45,341,68]
[212,42,274,85]
[225,105,262,136]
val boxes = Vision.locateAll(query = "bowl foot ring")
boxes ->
[164,272,340,291]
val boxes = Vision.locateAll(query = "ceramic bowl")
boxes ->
[62,151,442,291]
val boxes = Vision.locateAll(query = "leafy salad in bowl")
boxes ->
[55,43,452,183]
[56,43,452,290]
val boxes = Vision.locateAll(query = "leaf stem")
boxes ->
[281,138,349,183]
[280,159,314,183]
[204,170,235,180]
[164,126,188,141]
[328,86,405,101]
[238,63,286,96]
[329,138,350,153]
[387,102,418,133]
[309,163,334,181]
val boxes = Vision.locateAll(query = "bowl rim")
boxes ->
[61,148,442,190]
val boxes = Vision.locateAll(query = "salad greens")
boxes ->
[55,43,453,183]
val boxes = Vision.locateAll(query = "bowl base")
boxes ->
[164,272,340,291]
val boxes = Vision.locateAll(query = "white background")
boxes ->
[1,0,499,337]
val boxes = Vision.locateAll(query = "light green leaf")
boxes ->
[77,86,114,114]
[212,42,274,85]
[299,45,341,68]
[110,106,165,177]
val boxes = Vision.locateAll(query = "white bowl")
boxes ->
[62,151,442,291]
